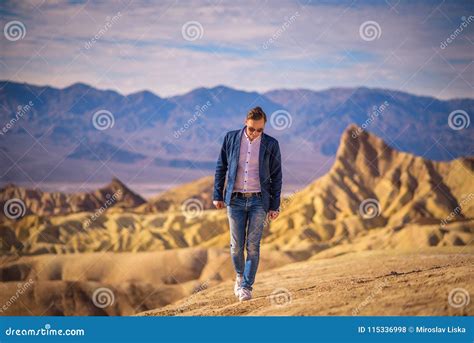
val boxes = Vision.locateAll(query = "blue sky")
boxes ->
[0,0,472,99]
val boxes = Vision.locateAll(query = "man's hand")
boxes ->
[267,210,279,221]
[213,200,226,209]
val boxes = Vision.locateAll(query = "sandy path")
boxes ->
[137,248,473,316]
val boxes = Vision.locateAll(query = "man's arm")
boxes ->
[213,133,229,201]
[269,140,282,211]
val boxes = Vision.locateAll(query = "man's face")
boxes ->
[245,118,265,140]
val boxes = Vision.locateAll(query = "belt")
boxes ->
[232,191,262,198]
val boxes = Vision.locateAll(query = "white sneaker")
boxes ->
[239,287,252,302]
[234,274,243,297]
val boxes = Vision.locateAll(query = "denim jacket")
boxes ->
[213,126,282,212]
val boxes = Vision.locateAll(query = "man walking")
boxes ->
[213,106,282,302]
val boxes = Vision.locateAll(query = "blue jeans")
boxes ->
[226,193,268,291]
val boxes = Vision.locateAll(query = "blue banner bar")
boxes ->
[0,316,472,343]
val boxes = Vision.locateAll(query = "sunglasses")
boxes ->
[247,126,264,133]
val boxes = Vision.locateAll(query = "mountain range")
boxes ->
[1,124,472,255]
[0,80,472,192]
[0,124,472,316]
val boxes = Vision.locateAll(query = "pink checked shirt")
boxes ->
[233,127,261,193]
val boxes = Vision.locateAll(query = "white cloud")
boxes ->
[1,0,472,99]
